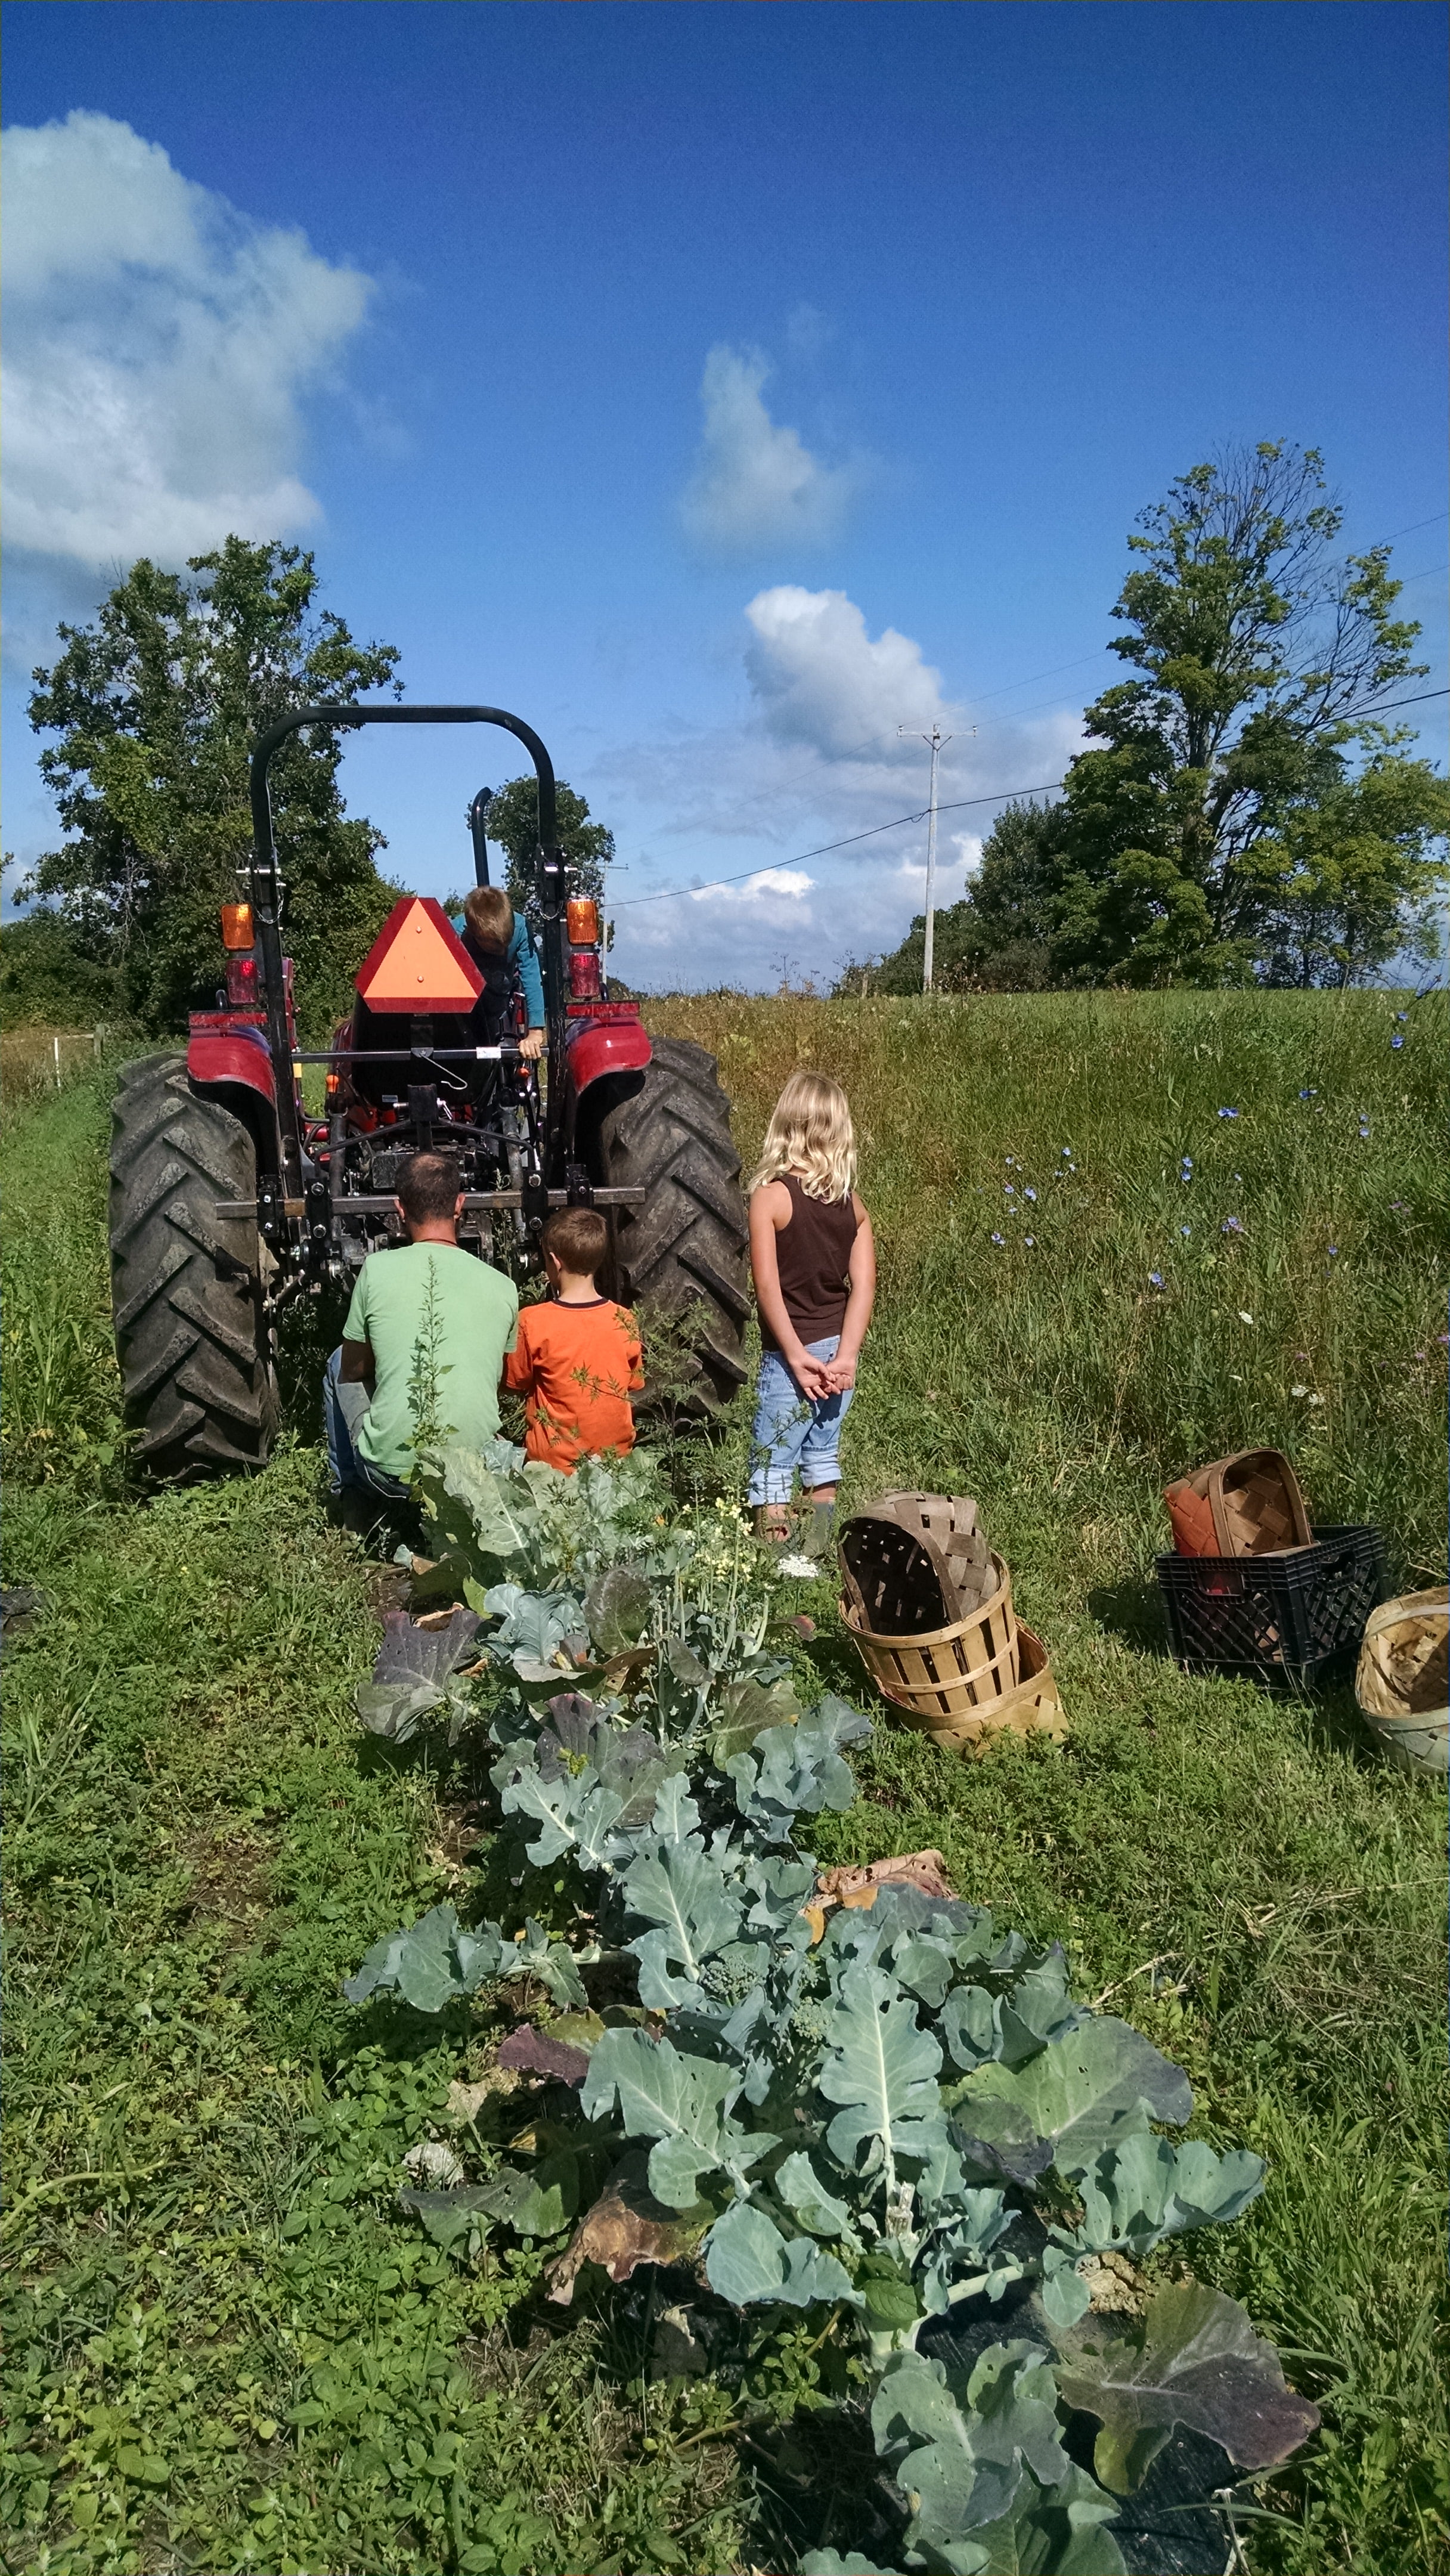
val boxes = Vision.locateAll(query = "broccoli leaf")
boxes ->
[1067,2134,1266,2260]
[871,2342,1071,2558]
[1055,2281,1321,2494]
[955,2019,1192,2180]
[343,1903,508,2011]
[704,2200,856,2310]
[581,2026,773,2207]
[817,1964,947,2175]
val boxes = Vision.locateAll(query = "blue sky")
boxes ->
[4,0,1446,989]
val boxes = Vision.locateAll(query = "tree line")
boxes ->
[2,443,1444,1034]
[846,445,1447,993]
[1,539,611,1039]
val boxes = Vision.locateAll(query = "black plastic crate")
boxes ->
[1156,1524,1386,1682]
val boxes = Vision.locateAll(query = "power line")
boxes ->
[611,781,1064,908]
[611,685,1448,913]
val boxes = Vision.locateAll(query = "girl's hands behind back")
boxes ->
[822,1351,857,1395]
[789,1348,832,1400]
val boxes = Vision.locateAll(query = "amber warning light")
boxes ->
[566,898,600,945]
[221,902,253,950]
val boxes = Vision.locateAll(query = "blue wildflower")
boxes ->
[1060,1146,1073,1158]
[1024,1234,1035,1247]
[1181,1224,1191,1237]
[1327,1245,1339,1258]
[1396,1011,1408,1022]
[1148,1271,1164,1289]
[1392,1035,1404,1049]
[1024,1187,1037,1202]
[1217,1107,1239,1120]
[990,1232,1005,1247]
[1222,1215,1244,1236]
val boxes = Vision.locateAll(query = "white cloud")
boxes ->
[690,867,814,905]
[743,585,953,760]
[680,345,857,553]
[601,585,1085,989]
[1,110,373,571]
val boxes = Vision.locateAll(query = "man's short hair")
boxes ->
[462,885,514,950]
[397,1150,463,1225]
[543,1205,608,1279]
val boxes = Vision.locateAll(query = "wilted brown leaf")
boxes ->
[814,1849,956,1914]
[546,2154,710,2305]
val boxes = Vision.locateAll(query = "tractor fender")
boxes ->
[187,1014,278,1102]
[187,1015,283,1167]
[565,1011,652,1098]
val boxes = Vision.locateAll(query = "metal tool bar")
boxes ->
[295,1045,521,1064]
[215,1187,645,1219]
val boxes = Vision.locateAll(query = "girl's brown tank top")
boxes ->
[763,1174,860,1349]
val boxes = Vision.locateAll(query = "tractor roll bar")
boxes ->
[468,788,494,888]
[246,705,562,1188]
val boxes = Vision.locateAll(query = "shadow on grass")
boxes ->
[1086,1569,1169,1654]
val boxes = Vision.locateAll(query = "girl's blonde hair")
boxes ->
[749,1070,857,1203]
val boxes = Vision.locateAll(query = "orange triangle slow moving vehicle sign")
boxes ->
[354,898,486,1014]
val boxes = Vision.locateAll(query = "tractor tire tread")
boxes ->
[109,1057,278,1481]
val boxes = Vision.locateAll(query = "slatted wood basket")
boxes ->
[841,1549,1020,1724]
[902,1621,1068,1759]
[838,1492,992,1634]
[1355,1589,1449,1775]
[1163,1448,1312,1559]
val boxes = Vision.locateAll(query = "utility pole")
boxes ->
[901,724,952,993]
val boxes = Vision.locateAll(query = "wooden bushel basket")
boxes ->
[1163,1448,1312,1559]
[906,1623,1068,1760]
[839,1493,992,1634]
[841,1550,1019,1724]
[1355,1589,1449,1776]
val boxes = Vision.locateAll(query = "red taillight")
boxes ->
[226,955,260,1005]
[221,902,253,950]
[569,950,603,999]
[567,897,600,945]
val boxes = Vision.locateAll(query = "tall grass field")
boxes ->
[2,990,1446,2576]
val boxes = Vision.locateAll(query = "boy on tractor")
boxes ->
[458,884,546,1062]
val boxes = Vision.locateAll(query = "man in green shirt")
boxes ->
[324,1150,519,1497]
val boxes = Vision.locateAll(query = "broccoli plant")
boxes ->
[346,1443,1318,2575]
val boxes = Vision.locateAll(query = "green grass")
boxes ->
[649,986,1449,2574]
[2,1072,746,2576]
[4,993,1447,2575]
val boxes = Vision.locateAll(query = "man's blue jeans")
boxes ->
[323,1347,410,1500]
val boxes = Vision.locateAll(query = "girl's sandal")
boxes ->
[801,1501,837,1563]
[753,1506,794,1553]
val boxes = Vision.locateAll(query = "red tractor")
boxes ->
[108,705,749,1478]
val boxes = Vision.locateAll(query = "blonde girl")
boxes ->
[747,1071,875,1549]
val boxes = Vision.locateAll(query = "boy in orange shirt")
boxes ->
[504,1207,644,1470]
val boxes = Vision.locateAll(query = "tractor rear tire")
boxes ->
[109,1055,279,1481]
[594,1036,751,1418]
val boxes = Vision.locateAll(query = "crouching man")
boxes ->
[324,1149,519,1504]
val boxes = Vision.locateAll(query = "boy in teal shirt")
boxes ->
[324,1150,518,1496]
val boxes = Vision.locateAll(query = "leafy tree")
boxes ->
[857,447,1447,993]
[0,897,123,1031]
[835,801,1065,995]
[22,539,403,1036]
[481,775,614,915]
[1052,441,1445,985]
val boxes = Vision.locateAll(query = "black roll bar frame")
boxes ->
[246,705,563,1194]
